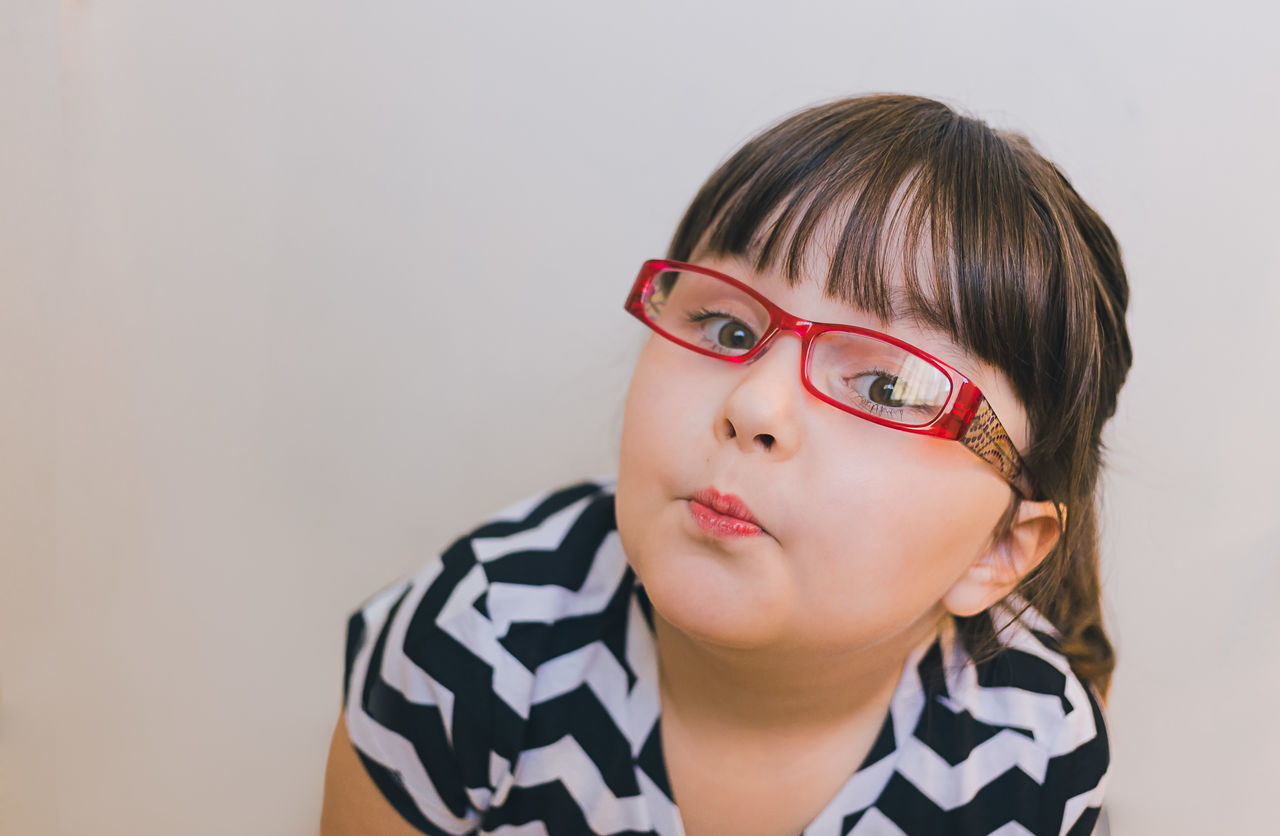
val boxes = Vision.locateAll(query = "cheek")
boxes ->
[618,340,718,482]
[619,345,682,482]
[616,342,699,550]
[794,436,1009,631]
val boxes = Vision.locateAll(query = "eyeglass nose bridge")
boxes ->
[748,311,817,363]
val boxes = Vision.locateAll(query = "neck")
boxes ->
[651,609,943,738]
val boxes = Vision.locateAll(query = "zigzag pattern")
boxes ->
[344,481,1108,835]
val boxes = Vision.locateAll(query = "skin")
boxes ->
[321,714,424,836]
[615,253,1063,835]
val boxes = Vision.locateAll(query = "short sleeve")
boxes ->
[342,540,502,836]
[998,621,1110,836]
[1040,681,1110,836]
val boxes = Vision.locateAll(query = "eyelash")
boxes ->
[687,308,746,324]
[686,308,756,347]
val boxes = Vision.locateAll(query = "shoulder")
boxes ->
[902,608,1108,836]
[345,477,621,676]
[340,478,626,833]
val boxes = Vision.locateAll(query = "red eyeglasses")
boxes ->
[624,259,1031,497]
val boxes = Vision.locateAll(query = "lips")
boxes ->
[688,488,765,537]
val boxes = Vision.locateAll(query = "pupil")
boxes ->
[718,322,753,350]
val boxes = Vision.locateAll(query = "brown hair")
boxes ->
[666,95,1132,698]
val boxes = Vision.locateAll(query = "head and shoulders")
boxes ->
[616,94,1127,832]
[337,93,1130,836]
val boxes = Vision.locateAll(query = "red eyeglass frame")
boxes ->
[624,259,1031,497]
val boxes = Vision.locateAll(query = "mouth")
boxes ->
[688,487,766,538]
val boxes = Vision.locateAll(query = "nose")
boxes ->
[715,331,806,458]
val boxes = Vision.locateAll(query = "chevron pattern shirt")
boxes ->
[342,480,1108,836]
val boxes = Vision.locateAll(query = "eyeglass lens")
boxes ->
[641,268,953,428]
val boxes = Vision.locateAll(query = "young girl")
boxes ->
[321,94,1132,836]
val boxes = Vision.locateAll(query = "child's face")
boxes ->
[615,253,1029,657]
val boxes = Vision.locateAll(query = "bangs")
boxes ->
[666,96,1055,385]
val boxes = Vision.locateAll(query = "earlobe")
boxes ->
[942,499,1065,618]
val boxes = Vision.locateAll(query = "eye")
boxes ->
[857,373,907,407]
[840,369,940,418]
[811,331,951,426]
[688,311,759,354]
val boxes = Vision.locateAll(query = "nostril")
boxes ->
[756,433,775,451]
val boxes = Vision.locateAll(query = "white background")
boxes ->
[3,1,1279,834]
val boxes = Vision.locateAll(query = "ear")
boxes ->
[942,499,1066,618]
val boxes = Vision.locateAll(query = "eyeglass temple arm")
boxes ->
[960,398,1032,499]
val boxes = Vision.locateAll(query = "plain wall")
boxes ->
[3,1,1278,834]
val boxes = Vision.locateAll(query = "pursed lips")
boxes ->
[688,487,767,537]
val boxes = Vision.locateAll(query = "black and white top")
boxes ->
[343,480,1108,836]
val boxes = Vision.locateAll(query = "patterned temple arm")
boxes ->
[960,397,1030,497]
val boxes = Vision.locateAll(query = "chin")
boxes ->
[636,543,793,650]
